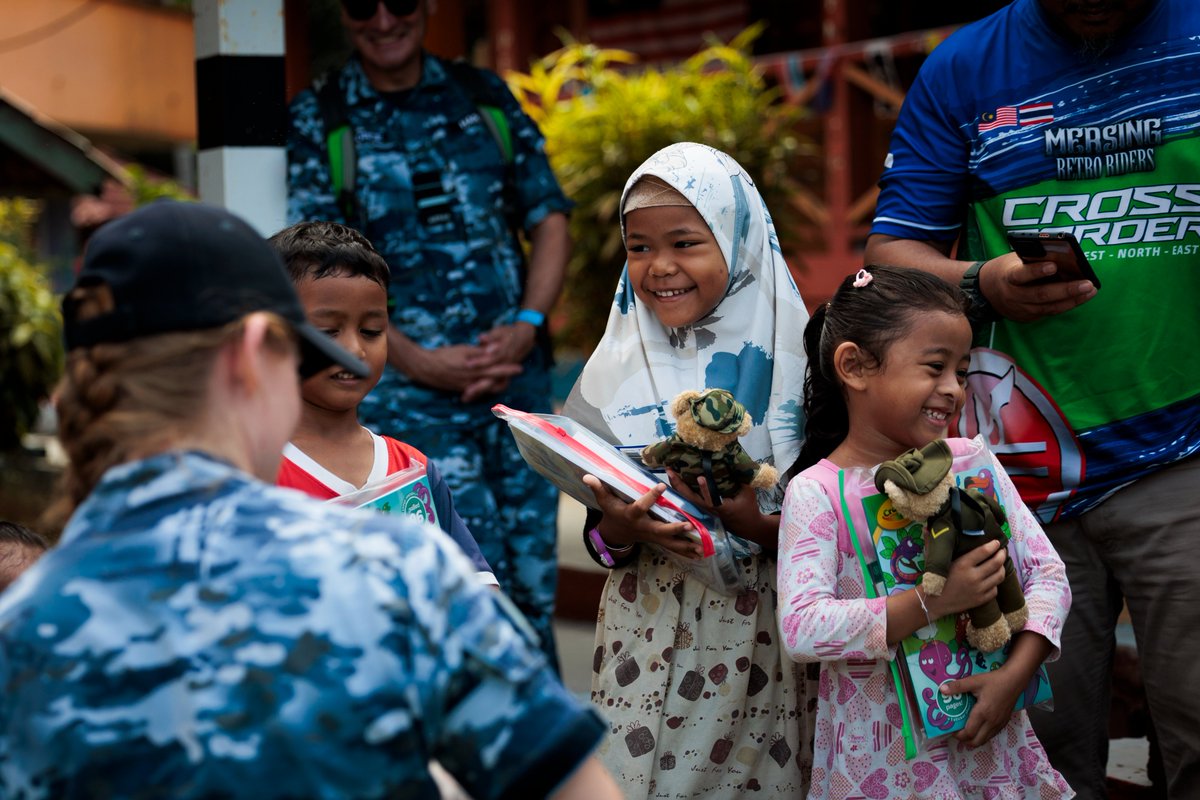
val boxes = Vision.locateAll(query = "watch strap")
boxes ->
[959,260,1000,324]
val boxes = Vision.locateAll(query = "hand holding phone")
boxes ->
[1006,231,1101,289]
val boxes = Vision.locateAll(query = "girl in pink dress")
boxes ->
[777,265,1073,799]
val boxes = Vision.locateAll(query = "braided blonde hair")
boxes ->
[43,285,295,531]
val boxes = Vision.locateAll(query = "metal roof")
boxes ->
[0,87,129,197]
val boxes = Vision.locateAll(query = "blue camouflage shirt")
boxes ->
[287,55,571,425]
[0,451,603,799]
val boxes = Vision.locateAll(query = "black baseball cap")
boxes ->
[63,200,368,379]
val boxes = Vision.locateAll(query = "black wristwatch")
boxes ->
[959,260,1000,324]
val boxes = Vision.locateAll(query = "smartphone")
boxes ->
[1006,231,1101,289]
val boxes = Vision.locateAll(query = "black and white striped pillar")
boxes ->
[194,0,287,236]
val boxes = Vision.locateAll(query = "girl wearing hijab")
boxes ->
[564,142,813,797]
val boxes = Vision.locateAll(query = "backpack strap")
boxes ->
[442,59,525,257]
[444,60,555,362]
[834,468,920,760]
[314,71,365,229]
[478,105,514,164]
[443,59,515,165]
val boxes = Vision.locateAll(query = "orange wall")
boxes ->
[0,0,195,146]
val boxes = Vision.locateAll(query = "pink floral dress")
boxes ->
[777,443,1074,799]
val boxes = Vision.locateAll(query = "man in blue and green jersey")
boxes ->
[867,1,1200,796]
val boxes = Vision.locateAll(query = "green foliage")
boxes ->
[0,198,41,256]
[507,25,809,350]
[126,165,191,205]
[0,165,186,451]
[0,236,62,451]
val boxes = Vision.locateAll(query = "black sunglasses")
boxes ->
[341,0,421,21]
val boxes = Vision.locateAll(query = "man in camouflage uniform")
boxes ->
[287,0,571,669]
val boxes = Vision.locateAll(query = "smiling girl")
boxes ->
[564,142,814,797]
[777,266,1072,798]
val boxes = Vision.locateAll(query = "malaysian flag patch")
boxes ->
[1019,102,1055,126]
[978,107,1018,132]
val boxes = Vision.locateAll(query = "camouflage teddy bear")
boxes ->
[874,439,1028,652]
[641,388,778,503]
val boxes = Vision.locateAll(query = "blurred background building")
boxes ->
[0,0,1008,296]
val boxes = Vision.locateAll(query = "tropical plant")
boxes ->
[126,164,192,205]
[0,198,41,255]
[0,164,190,452]
[506,24,810,350]
[0,217,62,451]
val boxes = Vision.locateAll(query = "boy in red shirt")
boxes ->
[270,222,495,585]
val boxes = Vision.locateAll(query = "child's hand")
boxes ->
[940,665,1026,748]
[944,631,1054,748]
[666,473,779,551]
[926,540,1008,619]
[581,474,701,559]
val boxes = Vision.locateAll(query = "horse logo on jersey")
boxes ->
[950,348,1084,523]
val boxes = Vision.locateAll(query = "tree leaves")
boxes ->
[0,234,63,451]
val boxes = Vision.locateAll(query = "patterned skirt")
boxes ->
[591,549,815,799]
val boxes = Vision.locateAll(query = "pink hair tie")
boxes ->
[852,269,873,288]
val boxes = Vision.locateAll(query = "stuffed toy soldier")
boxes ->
[874,439,1029,652]
[641,388,778,504]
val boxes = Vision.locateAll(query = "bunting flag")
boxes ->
[784,53,806,96]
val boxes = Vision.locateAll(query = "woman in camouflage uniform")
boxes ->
[0,201,619,800]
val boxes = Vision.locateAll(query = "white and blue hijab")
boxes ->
[564,142,809,495]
